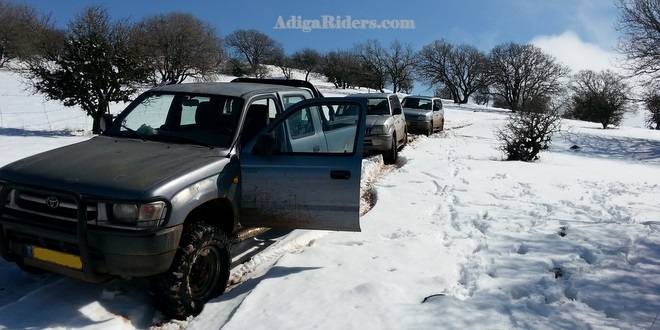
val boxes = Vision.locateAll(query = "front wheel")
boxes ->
[150,222,230,319]
[402,128,408,147]
[382,134,398,165]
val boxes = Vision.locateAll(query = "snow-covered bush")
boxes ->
[495,108,562,162]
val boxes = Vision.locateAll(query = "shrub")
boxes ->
[496,107,562,162]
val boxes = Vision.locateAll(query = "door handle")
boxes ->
[330,170,351,180]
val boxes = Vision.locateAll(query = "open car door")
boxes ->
[239,97,367,231]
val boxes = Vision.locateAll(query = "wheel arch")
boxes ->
[185,198,235,236]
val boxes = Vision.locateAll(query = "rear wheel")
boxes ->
[150,221,230,319]
[382,133,398,165]
[439,118,445,131]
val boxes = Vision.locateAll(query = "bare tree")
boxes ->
[472,85,492,105]
[25,6,150,133]
[644,91,660,129]
[272,51,293,79]
[416,40,455,100]
[382,40,417,93]
[225,29,283,77]
[416,40,489,103]
[353,40,389,92]
[568,69,631,129]
[616,0,660,129]
[290,48,322,81]
[615,0,660,81]
[0,1,58,68]
[449,44,490,103]
[135,12,224,85]
[320,49,360,89]
[352,39,417,93]
[488,42,570,112]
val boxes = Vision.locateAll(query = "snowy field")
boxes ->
[0,69,659,329]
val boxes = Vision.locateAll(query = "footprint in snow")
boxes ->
[558,226,568,237]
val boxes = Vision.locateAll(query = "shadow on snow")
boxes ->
[0,127,85,137]
[556,131,660,164]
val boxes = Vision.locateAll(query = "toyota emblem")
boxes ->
[45,196,60,209]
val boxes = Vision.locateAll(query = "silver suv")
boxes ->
[0,80,368,319]
[350,93,407,164]
[401,96,444,136]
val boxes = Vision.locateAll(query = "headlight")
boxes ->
[418,114,432,121]
[111,201,167,228]
[369,124,390,135]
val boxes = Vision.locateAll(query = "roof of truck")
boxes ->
[349,93,396,99]
[147,82,311,99]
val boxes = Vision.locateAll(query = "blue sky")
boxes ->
[23,0,622,87]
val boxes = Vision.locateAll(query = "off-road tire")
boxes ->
[383,133,398,165]
[150,221,230,319]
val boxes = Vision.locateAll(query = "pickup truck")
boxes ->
[0,80,367,319]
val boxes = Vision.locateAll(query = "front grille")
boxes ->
[10,189,97,222]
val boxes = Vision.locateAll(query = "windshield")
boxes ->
[366,98,390,115]
[104,92,244,148]
[402,98,432,110]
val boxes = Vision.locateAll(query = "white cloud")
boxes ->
[531,31,622,73]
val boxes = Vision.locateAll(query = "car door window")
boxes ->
[390,95,402,115]
[269,103,358,154]
[251,97,280,121]
[433,100,443,111]
[282,94,306,110]
[287,107,315,139]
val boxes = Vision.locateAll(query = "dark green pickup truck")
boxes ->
[0,80,367,318]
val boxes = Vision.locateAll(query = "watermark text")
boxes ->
[273,15,415,32]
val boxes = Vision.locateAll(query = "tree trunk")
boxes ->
[92,101,109,134]
[92,115,102,134]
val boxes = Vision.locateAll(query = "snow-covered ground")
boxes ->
[0,69,659,329]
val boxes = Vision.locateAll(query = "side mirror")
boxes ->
[100,113,114,132]
[252,134,278,156]
[393,107,402,115]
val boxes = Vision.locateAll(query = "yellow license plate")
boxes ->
[31,246,82,270]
